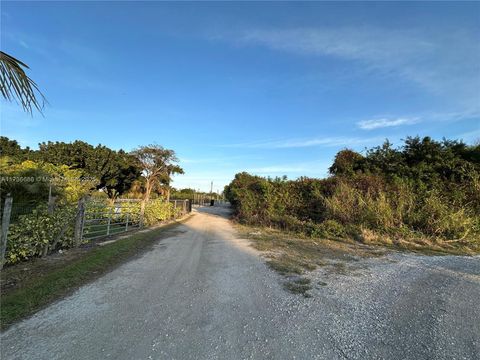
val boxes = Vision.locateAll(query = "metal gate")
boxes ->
[81,199,141,241]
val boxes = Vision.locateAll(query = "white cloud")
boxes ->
[357,109,479,130]
[222,136,382,149]
[19,40,29,49]
[225,26,480,111]
[247,162,330,176]
[357,117,419,130]
[241,27,433,64]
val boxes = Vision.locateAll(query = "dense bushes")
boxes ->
[143,200,178,226]
[1,137,188,266]
[5,199,183,265]
[225,137,480,251]
[5,205,77,264]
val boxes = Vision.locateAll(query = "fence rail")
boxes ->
[0,195,192,268]
[81,200,142,241]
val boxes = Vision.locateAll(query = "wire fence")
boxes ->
[0,195,192,269]
[3,201,39,223]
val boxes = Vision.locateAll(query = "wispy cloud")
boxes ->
[222,136,382,149]
[220,26,480,111]
[4,31,109,91]
[240,27,433,64]
[357,109,479,130]
[357,117,419,130]
[428,110,480,123]
[456,128,480,144]
[247,162,329,175]
[179,154,259,165]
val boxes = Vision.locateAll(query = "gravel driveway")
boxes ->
[1,205,479,360]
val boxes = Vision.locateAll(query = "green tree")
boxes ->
[0,136,31,161]
[131,145,183,202]
[329,149,364,176]
[36,140,141,199]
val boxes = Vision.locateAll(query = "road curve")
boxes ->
[1,205,479,360]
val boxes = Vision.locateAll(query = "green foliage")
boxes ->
[144,200,176,226]
[226,137,480,250]
[0,137,32,160]
[6,198,182,266]
[6,205,77,264]
[0,159,97,205]
[1,137,188,202]
[170,188,196,200]
[0,137,189,267]
[130,145,183,201]
[35,140,141,199]
[329,149,364,176]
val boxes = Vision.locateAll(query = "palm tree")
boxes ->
[0,51,46,114]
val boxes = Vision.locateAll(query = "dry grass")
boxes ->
[236,223,387,296]
[359,227,480,255]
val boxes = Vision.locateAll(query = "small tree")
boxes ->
[329,149,364,176]
[131,145,183,202]
[161,164,185,201]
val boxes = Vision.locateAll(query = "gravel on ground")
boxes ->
[1,205,479,360]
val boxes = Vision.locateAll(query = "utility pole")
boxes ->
[210,181,213,195]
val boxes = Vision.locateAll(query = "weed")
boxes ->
[284,278,312,297]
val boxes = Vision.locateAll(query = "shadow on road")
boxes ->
[194,204,232,219]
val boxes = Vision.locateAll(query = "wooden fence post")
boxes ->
[139,199,146,228]
[74,197,86,246]
[47,195,57,215]
[106,207,112,236]
[41,195,58,257]
[0,194,13,270]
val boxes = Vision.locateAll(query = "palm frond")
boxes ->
[0,51,46,114]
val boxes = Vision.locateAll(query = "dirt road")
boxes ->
[1,206,479,359]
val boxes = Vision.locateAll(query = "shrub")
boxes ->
[225,137,480,250]
[5,205,76,264]
[414,190,477,239]
[143,200,175,226]
[318,220,346,238]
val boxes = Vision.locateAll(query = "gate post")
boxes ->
[74,197,86,246]
[0,194,13,270]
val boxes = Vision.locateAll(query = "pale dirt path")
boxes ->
[1,205,479,360]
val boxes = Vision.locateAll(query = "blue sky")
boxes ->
[1,1,479,191]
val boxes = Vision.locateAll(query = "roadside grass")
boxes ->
[356,227,480,256]
[236,224,387,297]
[284,278,312,297]
[236,221,480,297]
[0,218,189,330]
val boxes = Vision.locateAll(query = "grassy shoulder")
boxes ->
[0,216,191,329]
[235,223,387,297]
[236,221,479,297]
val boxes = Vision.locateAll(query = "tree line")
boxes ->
[225,136,480,253]
[0,136,183,204]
